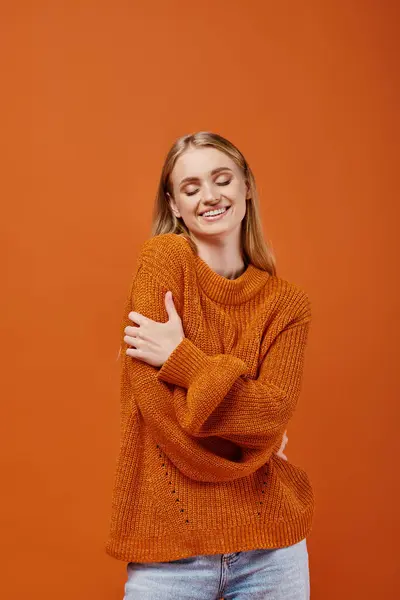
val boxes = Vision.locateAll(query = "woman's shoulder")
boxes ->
[141,232,190,254]
[268,275,312,322]
[138,233,191,267]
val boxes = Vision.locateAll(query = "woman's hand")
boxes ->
[124,291,184,367]
[276,430,288,460]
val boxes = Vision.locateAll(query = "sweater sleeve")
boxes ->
[122,265,311,483]
[157,305,311,446]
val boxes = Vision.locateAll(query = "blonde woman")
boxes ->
[106,132,313,599]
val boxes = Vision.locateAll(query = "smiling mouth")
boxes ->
[200,206,231,217]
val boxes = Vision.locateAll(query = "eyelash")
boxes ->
[185,180,231,196]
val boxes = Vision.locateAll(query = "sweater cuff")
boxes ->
[157,337,213,388]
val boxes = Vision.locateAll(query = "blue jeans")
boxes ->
[124,538,309,599]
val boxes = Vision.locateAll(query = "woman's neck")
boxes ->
[191,231,246,280]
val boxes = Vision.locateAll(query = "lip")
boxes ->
[199,205,230,216]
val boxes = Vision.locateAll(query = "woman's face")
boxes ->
[168,147,249,238]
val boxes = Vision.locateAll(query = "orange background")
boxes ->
[2,1,399,598]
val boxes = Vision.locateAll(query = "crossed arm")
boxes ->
[120,266,310,483]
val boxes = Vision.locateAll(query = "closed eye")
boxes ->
[185,178,232,196]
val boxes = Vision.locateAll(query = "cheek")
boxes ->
[179,198,194,215]
[227,179,246,198]
[230,183,247,206]
[236,201,247,221]
[175,197,197,219]
[231,186,248,218]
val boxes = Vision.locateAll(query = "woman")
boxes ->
[106,132,314,599]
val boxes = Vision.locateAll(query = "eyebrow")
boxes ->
[179,167,233,186]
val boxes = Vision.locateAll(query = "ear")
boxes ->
[245,182,251,200]
[167,192,181,219]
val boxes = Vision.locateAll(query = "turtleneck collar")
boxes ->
[193,253,270,305]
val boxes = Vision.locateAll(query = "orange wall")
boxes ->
[2,1,399,598]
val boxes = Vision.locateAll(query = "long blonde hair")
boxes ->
[151,131,277,275]
[117,133,277,361]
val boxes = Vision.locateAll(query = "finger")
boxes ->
[126,347,156,366]
[124,335,139,347]
[124,326,154,344]
[126,346,145,358]
[124,333,150,347]
[128,311,150,325]
[276,450,288,460]
[125,325,145,338]
[124,325,140,336]
[165,291,179,320]
[124,334,157,352]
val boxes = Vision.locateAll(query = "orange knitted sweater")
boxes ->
[105,233,314,563]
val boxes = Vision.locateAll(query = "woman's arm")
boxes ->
[156,314,310,445]
[119,266,310,483]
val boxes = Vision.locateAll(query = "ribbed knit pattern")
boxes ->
[105,233,314,563]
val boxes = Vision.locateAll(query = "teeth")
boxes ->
[202,207,227,217]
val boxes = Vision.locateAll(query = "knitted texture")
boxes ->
[105,233,314,563]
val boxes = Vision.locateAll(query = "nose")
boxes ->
[201,181,220,203]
